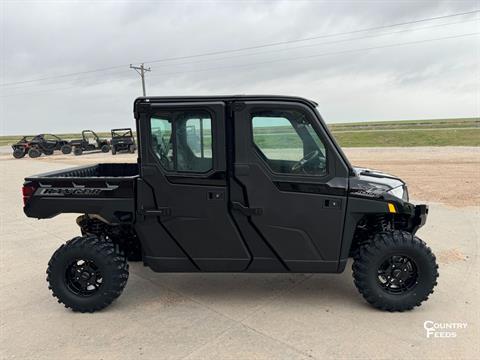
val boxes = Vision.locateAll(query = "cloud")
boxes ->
[1,0,479,135]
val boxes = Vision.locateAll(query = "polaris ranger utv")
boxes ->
[23,96,438,313]
[69,130,110,156]
[110,128,136,155]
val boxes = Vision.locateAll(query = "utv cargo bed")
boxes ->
[23,163,138,223]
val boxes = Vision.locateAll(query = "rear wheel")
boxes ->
[61,144,72,154]
[111,147,117,155]
[13,148,26,159]
[101,144,110,153]
[46,235,129,312]
[28,147,41,158]
[128,144,135,153]
[43,149,54,156]
[352,231,438,311]
[73,147,83,156]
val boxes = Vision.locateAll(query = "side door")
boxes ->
[233,101,349,272]
[136,102,251,272]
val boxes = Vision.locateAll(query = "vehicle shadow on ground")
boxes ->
[119,262,368,311]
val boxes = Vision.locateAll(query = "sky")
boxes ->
[0,0,479,135]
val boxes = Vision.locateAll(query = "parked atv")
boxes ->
[69,130,110,156]
[110,128,136,155]
[12,134,71,158]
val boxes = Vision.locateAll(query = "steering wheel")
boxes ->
[291,150,319,172]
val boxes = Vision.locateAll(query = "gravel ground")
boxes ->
[343,147,480,207]
[0,147,479,359]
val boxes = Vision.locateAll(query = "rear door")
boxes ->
[137,102,251,271]
[232,101,349,272]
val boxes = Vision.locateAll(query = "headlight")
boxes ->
[387,185,409,202]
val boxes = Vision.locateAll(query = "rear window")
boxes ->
[150,110,213,173]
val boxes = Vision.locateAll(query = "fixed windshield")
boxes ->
[112,129,133,138]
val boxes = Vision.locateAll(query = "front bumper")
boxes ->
[412,204,428,234]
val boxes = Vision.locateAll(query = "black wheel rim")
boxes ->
[377,255,418,294]
[65,259,103,296]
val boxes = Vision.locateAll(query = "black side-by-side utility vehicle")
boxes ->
[69,130,110,156]
[110,128,136,155]
[23,96,438,313]
[12,134,71,158]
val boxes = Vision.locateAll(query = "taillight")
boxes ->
[22,184,37,206]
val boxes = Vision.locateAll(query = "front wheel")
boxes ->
[46,236,129,312]
[128,144,135,153]
[101,144,110,153]
[352,231,438,312]
[73,147,83,156]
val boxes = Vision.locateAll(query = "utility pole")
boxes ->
[130,63,151,96]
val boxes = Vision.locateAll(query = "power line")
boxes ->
[3,17,477,92]
[143,9,480,65]
[1,9,478,87]
[1,64,128,87]
[3,69,132,90]
[2,31,477,98]
[144,32,479,78]
[144,18,479,69]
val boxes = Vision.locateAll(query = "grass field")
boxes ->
[328,117,479,147]
[0,118,478,147]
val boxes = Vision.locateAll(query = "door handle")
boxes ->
[231,202,263,216]
[137,207,172,217]
[207,191,224,200]
[324,199,341,209]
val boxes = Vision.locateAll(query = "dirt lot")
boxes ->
[0,147,479,359]
[344,147,480,207]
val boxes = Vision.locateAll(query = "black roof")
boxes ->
[134,95,318,112]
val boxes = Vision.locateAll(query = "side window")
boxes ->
[181,117,212,171]
[150,111,213,173]
[151,115,173,170]
[251,110,327,176]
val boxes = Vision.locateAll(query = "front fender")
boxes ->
[337,197,427,272]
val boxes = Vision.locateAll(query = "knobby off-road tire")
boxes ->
[101,144,110,153]
[13,148,26,159]
[73,147,83,156]
[47,236,129,313]
[352,231,438,312]
[28,147,41,158]
[61,144,72,154]
[111,147,117,155]
[128,144,135,153]
[43,149,54,156]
